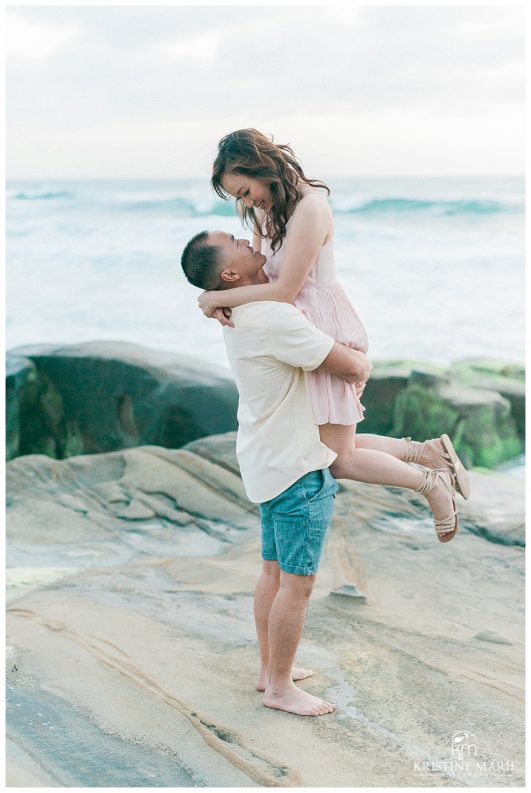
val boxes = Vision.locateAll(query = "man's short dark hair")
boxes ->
[181,230,224,290]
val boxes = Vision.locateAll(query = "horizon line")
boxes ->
[6,173,524,181]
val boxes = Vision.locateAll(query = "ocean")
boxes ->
[6,176,525,370]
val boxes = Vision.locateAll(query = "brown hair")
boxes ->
[211,128,330,253]
[180,230,224,290]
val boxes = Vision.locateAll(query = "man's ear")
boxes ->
[219,269,240,284]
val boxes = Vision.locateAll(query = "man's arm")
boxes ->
[263,303,372,381]
[317,342,372,384]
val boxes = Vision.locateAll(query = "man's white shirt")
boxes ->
[223,301,337,503]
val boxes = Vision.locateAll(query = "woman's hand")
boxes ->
[355,380,367,398]
[212,307,234,328]
[358,355,373,384]
[196,292,232,326]
[355,356,373,396]
[198,291,219,316]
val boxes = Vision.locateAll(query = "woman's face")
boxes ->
[220,172,273,212]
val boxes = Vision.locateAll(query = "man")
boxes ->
[181,231,372,717]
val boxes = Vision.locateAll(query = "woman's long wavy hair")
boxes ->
[211,128,330,253]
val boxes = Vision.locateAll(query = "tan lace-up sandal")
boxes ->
[403,434,470,500]
[415,468,458,543]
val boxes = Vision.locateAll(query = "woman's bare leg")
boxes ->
[319,423,455,521]
[354,433,451,471]
[320,424,420,488]
[354,433,407,459]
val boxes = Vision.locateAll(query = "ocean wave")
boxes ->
[7,183,523,219]
[334,197,521,216]
[118,195,522,218]
[113,195,522,217]
[11,189,75,201]
[108,196,239,216]
[115,196,196,213]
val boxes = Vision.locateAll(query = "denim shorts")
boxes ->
[259,468,338,576]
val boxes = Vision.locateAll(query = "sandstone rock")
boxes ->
[7,341,238,460]
[361,358,524,469]
[6,442,257,575]
[358,361,441,436]
[392,379,522,468]
[474,631,514,646]
[6,354,42,461]
[184,431,239,475]
[6,433,525,786]
[6,346,524,472]
[448,358,525,439]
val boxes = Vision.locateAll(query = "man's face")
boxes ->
[208,231,266,284]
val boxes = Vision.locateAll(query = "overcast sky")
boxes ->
[6,5,525,178]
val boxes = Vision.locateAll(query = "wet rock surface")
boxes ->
[6,434,524,786]
[6,347,524,470]
[6,341,238,461]
[361,359,524,468]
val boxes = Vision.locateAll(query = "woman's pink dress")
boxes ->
[263,222,369,426]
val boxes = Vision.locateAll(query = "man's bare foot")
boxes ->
[256,665,314,692]
[263,683,336,716]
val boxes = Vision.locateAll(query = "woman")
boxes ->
[199,128,469,541]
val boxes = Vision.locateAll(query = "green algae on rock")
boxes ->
[5,346,524,470]
[448,358,525,439]
[393,379,522,468]
[362,359,524,469]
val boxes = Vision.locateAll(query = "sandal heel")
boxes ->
[404,435,470,501]
[415,468,459,543]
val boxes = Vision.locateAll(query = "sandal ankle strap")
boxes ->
[434,512,458,537]
[403,437,425,464]
[415,468,438,496]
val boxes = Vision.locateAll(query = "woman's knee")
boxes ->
[319,426,357,472]
[330,449,358,478]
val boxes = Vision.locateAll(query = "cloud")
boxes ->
[5,5,524,177]
[7,11,79,60]
[160,31,221,61]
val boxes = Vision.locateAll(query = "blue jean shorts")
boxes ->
[259,468,338,576]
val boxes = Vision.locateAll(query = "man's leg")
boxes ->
[254,561,280,685]
[262,571,335,716]
[254,561,315,691]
